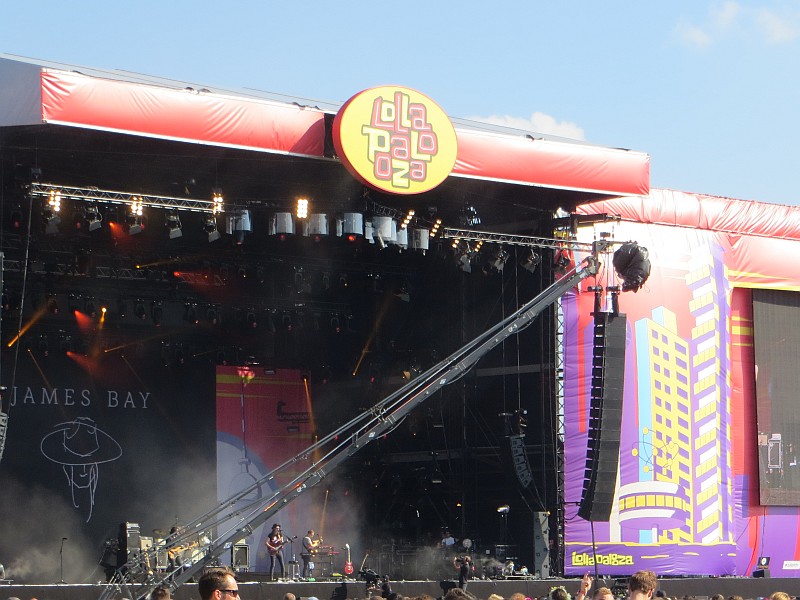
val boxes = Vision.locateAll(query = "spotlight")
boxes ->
[43,189,62,234]
[133,300,146,320]
[296,197,309,219]
[46,295,60,314]
[38,334,49,356]
[227,209,252,244]
[184,303,198,324]
[165,210,183,239]
[270,212,294,238]
[613,242,651,292]
[521,250,541,273]
[84,298,97,318]
[491,248,509,272]
[341,212,364,238]
[212,189,224,213]
[204,215,220,242]
[127,214,144,235]
[496,504,510,514]
[127,198,144,235]
[151,301,163,326]
[85,205,102,231]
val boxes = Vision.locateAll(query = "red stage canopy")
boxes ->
[0,55,649,198]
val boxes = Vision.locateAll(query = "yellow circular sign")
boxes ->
[333,86,458,195]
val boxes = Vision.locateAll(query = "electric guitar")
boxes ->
[344,543,353,575]
[266,535,296,556]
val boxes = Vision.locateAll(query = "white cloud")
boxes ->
[468,111,585,140]
[712,1,741,28]
[756,8,800,43]
[675,20,713,48]
[676,3,800,47]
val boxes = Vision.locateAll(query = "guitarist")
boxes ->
[301,529,321,578]
[266,523,286,581]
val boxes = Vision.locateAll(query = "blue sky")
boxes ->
[2,1,799,205]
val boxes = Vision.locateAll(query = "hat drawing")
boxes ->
[40,417,122,465]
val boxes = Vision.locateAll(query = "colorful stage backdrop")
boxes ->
[564,189,800,577]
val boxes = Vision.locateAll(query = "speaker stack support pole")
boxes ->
[578,287,626,584]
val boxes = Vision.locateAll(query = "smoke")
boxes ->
[0,476,102,583]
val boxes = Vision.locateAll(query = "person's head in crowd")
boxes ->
[443,588,476,600]
[198,567,239,600]
[508,594,526,600]
[488,594,504,600]
[150,587,172,600]
[593,587,614,600]
[551,588,569,600]
[770,593,791,600]
[627,570,657,600]
[727,596,743,600]
[283,594,295,600]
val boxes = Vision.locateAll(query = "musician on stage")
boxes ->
[266,523,286,581]
[301,529,320,578]
[453,555,473,590]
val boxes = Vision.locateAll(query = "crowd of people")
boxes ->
[131,566,795,600]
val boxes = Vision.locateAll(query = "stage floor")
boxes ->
[2,576,800,600]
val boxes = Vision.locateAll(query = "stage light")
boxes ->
[245,308,257,329]
[401,209,415,229]
[429,218,442,238]
[46,295,59,314]
[38,334,49,356]
[212,189,224,213]
[296,197,309,219]
[204,215,220,242]
[613,242,651,292]
[410,228,429,254]
[308,213,329,239]
[127,214,143,235]
[84,298,97,318]
[68,294,81,313]
[521,249,541,273]
[43,189,62,234]
[151,301,163,326]
[496,504,510,514]
[184,303,198,324]
[341,212,363,238]
[85,205,102,231]
[372,216,396,248]
[165,210,183,239]
[127,197,144,235]
[227,209,252,244]
[133,300,146,320]
[490,248,509,272]
[270,212,294,237]
[206,305,219,325]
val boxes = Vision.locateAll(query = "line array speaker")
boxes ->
[505,434,533,488]
[578,312,627,522]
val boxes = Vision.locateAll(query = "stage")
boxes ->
[2,576,800,600]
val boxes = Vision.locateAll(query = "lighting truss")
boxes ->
[29,183,224,213]
[442,227,596,251]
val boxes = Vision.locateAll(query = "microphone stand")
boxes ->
[59,537,67,584]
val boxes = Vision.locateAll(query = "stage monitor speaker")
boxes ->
[232,544,249,572]
[578,313,627,522]
[752,569,770,578]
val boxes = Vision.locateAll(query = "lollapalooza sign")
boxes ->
[333,86,458,195]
